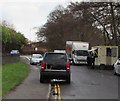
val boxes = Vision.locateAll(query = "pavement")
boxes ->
[3,56,49,99]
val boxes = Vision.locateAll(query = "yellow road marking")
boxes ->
[57,84,61,100]
[54,95,57,101]
[46,83,62,100]
[54,84,57,100]
[53,84,61,100]
[54,84,57,95]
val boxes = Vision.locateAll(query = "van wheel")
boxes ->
[100,64,105,70]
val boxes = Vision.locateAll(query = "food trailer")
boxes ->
[88,46,118,69]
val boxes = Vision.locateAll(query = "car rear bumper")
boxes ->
[40,70,70,80]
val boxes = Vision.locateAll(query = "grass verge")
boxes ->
[2,61,29,96]
[0,66,2,97]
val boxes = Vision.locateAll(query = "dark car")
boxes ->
[40,52,71,84]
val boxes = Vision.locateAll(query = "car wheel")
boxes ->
[114,69,117,75]
[66,75,71,84]
[30,62,33,65]
[40,74,44,83]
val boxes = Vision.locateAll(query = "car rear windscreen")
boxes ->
[44,53,67,64]
[32,54,42,58]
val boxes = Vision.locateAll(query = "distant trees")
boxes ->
[1,21,28,53]
[87,2,120,45]
[37,2,120,51]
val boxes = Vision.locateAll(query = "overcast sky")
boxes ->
[1,0,88,42]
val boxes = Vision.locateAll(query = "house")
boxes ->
[22,42,47,54]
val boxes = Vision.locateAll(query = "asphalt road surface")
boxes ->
[3,56,119,100]
[61,66,118,99]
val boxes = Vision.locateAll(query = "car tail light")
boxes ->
[66,61,70,70]
[41,61,46,70]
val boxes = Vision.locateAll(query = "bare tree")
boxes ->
[36,2,120,51]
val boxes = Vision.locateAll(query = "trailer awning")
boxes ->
[88,48,97,52]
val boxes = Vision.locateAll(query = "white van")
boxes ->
[71,42,89,64]
[54,50,66,53]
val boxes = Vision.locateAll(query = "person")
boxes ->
[87,52,95,69]
[91,52,95,69]
[87,53,92,66]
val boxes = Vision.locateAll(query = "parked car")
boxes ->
[10,50,20,55]
[113,58,120,75]
[30,54,43,65]
[40,52,71,83]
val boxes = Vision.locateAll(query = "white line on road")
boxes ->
[26,57,30,61]
[46,84,51,100]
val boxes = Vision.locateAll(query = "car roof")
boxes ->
[32,53,41,55]
[45,52,66,54]
[11,50,19,51]
[32,54,42,56]
[44,52,67,57]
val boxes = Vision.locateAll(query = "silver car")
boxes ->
[114,58,120,75]
[30,54,43,65]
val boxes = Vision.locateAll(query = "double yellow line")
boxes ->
[54,84,61,100]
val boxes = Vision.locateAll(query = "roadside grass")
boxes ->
[2,61,29,96]
[0,66,2,97]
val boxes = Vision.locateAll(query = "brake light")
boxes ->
[41,61,45,70]
[66,61,70,70]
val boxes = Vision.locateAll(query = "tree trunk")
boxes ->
[110,2,118,45]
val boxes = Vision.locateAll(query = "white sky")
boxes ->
[0,0,86,42]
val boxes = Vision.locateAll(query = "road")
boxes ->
[61,66,118,99]
[3,56,118,100]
